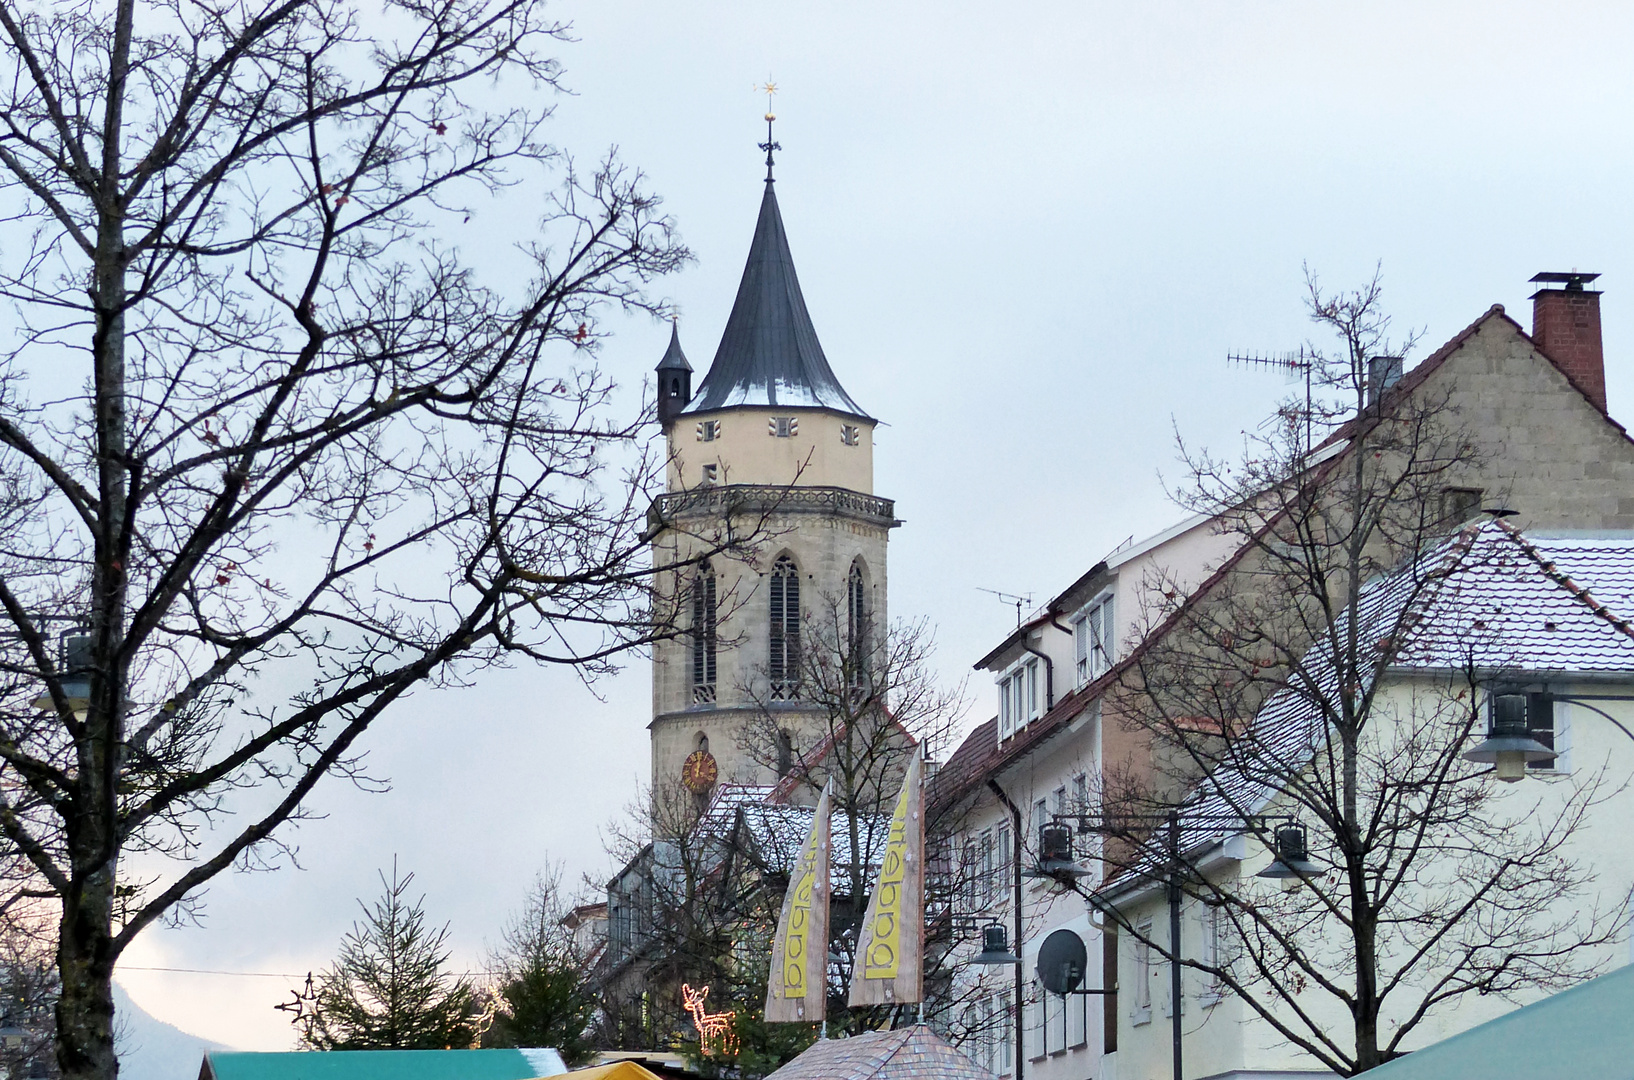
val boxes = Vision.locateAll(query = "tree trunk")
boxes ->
[56,861,118,1080]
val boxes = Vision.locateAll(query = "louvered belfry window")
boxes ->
[769,555,801,699]
[847,560,868,687]
[691,562,717,703]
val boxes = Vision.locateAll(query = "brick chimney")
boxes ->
[1530,271,1605,412]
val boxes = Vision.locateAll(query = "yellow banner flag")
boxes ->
[849,749,923,1006]
[765,782,830,1022]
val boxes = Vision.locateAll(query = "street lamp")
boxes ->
[1039,808,1299,1080]
[1256,823,1321,889]
[972,923,1022,966]
[1463,691,1558,781]
[29,630,93,715]
[1026,822,1092,881]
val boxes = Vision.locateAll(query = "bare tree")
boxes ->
[0,1,755,1077]
[1097,268,1615,1074]
[740,601,963,939]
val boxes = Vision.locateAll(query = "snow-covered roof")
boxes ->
[1106,521,1634,890]
[737,804,891,890]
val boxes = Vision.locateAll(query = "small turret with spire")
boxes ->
[655,318,692,426]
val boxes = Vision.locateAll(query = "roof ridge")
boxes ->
[1496,520,1634,640]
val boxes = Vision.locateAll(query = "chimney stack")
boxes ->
[1530,271,1605,412]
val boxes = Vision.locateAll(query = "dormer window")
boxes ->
[1073,593,1115,687]
[696,419,720,442]
[997,656,1042,741]
[769,416,798,438]
[840,423,861,446]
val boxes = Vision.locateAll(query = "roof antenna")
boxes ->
[976,587,1034,628]
[756,78,780,182]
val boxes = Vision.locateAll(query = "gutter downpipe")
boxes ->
[988,778,1026,1080]
[1022,643,1054,711]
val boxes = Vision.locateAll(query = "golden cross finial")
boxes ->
[755,77,781,181]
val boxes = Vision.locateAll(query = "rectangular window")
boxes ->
[840,423,861,446]
[1067,969,1088,1048]
[700,463,718,485]
[1199,903,1225,1002]
[994,822,1011,901]
[1027,982,1045,1062]
[962,838,978,909]
[1073,773,1089,814]
[1073,593,1116,686]
[980,829,996,904]
[1134,923,1153,1021]
[1528,692,1559,770]
[998,674,1014,741]
[1045,983,1063,1054]
[696,419,720,442]
[1441,486,1483,524]
[1000,991,1015,1072]
[1026,658,1039,717]
[769,416,799,437]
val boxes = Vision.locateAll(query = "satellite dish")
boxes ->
[1036,928,1088,995]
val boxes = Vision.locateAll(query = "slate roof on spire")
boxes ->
[682,182,870,419]
[655,321,691,372]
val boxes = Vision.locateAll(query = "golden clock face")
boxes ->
[682,749,719,794]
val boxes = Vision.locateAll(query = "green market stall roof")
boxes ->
[200,1049,567,1080]
[1365,963,1634,1080]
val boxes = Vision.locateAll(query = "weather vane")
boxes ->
[756,77,780,180]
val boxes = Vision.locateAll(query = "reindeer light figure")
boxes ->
[680,983,739,1058]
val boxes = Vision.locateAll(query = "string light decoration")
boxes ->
[680,983,738,1058]
[273,972,319,1041]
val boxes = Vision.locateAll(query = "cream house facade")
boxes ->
[932,273,1634,1080]
[1103,525,1634,1080]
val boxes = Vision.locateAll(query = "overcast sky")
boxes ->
[116,0,1634,1052]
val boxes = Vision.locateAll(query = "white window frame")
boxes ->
[994,821,1011,903]
[1067,961,1088,1048]
[1132,921,1153,1025]
[996,656,1044,742]
[1198,903,1226,1006]
[1027,978,1046,1062]
[999,990,1015,1073]
[979,828,996,905]
[1533,697,1572,774]
[1073,591,1115,687]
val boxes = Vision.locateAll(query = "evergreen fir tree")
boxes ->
[303,864,476,1050]
[483,872,598,1066]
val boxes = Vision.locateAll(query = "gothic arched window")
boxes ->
[769,554,801,700]
[847,559,869,688]
[847,560,869,653]
[691,562,717,704]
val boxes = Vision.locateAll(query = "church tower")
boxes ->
[648,138,897,803]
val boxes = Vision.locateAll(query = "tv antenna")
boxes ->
[1227,347,1317,453]
[976,587,1034,628]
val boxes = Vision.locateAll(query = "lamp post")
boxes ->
[1033,809,1305,1080]
[1464,687,1634,778]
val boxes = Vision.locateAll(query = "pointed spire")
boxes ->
[656,318,691,372]
[682,171,870,420]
